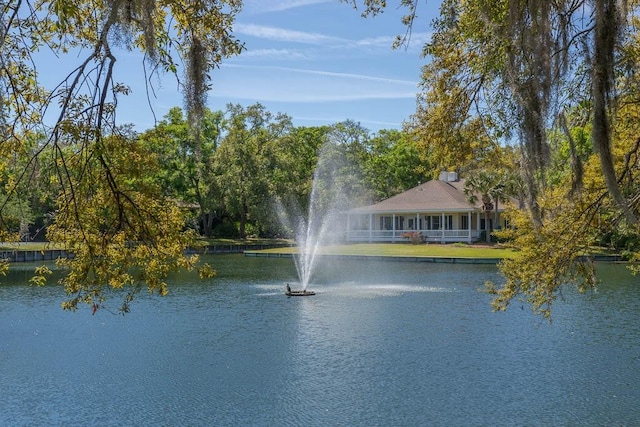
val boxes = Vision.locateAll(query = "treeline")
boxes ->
[5,103,432,241]
[6,98,638,259]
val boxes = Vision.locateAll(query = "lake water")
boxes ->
[1,255,639,426]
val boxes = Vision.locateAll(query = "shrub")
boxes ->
[402,231,424,244]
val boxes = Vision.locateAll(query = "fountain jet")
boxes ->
[277,143,355,292]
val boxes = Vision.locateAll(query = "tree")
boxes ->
[350,0,638,219]
[463,171,498,243]
[1,0,241,311]
[0,131,51,242]
[44,130,216,312]
[268,125,330,236]
[2,0,244,131]
[350,0,640,317]
[214,103,293,238]
[321,120,374,209]
[139,107,225,236]
[364,129,430,200]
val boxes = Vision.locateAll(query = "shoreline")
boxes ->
[1,243,293,263]
[244,251,502,264]
[243,250,623,264]
[0,245,623,264]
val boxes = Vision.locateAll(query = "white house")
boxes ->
[345,172,507,243]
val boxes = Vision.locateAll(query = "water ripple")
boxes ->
[1,257,639,426]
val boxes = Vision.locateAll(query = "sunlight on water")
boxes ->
[253,282,458,298]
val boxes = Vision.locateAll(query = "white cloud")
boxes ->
[223,64,417,86]
[398,31,432,49]
[353,32,431,51]
[243,0,332,14]
[234,23,430,54]
[294,115,404,128]
[210,64,417,103]
[242,48,309,60]
[354,35,397,48]
[235,23,345,46]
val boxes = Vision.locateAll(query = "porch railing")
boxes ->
[346,229,481,243]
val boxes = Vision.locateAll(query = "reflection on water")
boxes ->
[1,255,639,426]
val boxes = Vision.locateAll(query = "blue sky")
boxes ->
[113,0,442,133]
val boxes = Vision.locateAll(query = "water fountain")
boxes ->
[278,143,354,296]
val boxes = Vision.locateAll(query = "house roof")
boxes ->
[349,179,483,214]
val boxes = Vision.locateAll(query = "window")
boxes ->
[444,215,453,230]
[380,216,392,230]
[480,218,494,230]
[461,215,469,230]
[430,215,441,230]
[352,215,369,230]
[395,216,404,230]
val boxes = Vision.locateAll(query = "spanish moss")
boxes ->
[185,35,207,138]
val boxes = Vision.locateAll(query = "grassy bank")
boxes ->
[0,240,515,260]
[2,240,618,261]
[0,238,292,252]
[255,243,517,259]
[0,242,65,251]
[198,238,293,247]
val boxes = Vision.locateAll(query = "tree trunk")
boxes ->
[239,203,248,238]
[485,210,492,243]
[521,165,543,229]
[199,210,213,237]
[199,209,207,235]
[193,180,207,235]
[205,210,214,237]
[592,0,637,225]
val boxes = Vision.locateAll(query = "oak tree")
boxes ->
[350,0,640,317]
[1,0,242,311]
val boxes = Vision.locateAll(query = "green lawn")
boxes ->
[1,240,514,258]
[255,243,517,259]
[198,237,293,246]
[0,242,65,251]
[1,240,619,260]
[0,238,293,252]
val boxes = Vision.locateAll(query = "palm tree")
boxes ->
[489,171,516,229]
[464,171,499,243]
